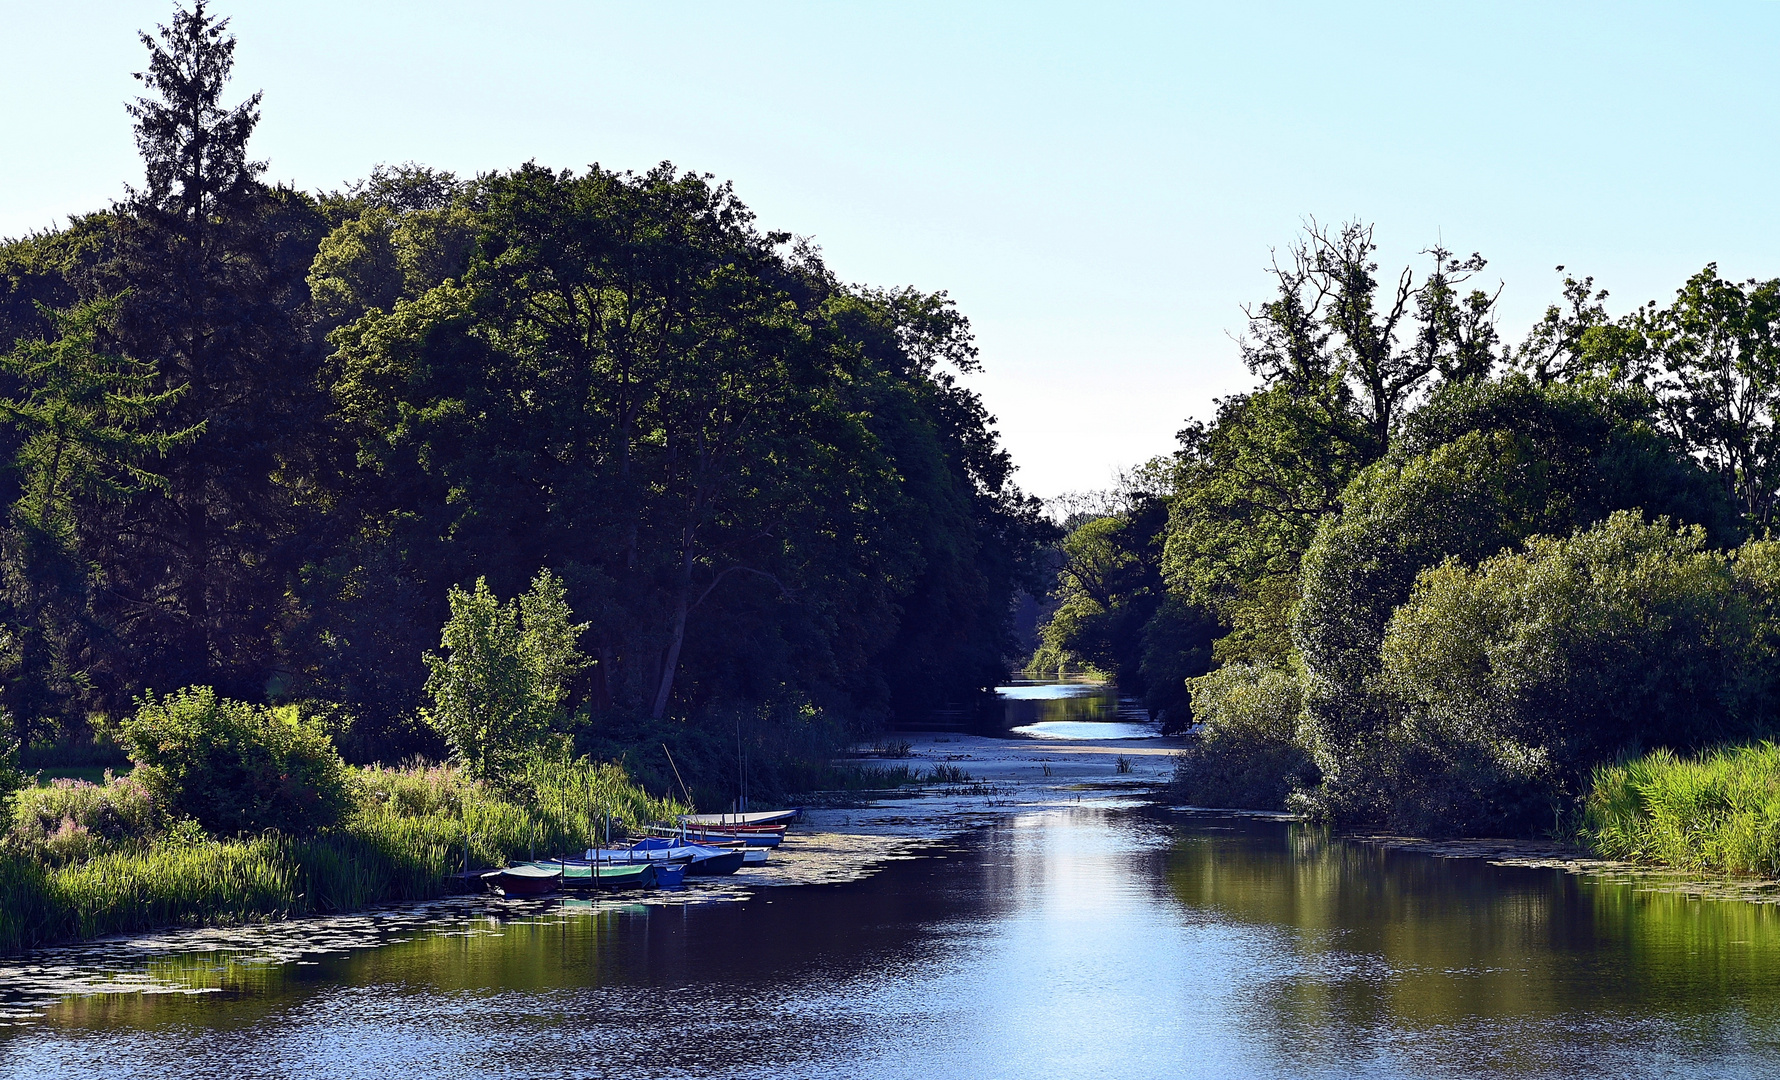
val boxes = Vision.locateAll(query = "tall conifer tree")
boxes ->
[89,1,326,700]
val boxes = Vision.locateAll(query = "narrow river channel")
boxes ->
[5,800,1780,1079]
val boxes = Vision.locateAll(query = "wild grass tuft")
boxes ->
[1582,742,1780,877]
[0,758,681,954]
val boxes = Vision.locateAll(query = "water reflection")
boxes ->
[4,810,1780,1078]
[998,679,1160,740]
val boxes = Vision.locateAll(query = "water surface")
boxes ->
[999,679,1160,740]
[4,808,1779,1078]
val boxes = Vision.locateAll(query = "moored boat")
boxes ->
[625,837,761,873]
[681,848,746,876]
[679,809,801,827]
[655,823,785,848]
[481,863,563,897]
[667,837,770,865]
[544,860,659,890]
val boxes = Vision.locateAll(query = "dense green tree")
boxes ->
[1155,223,1506,669]
[0,298,198,735]
[305,162,1042,746]
[1368,514,1780,834]
[74,1,329,705]
[423,571,587,781]
[1645,267,1780,532]
[1294,376,1734,823]
[1162,387,1365,666]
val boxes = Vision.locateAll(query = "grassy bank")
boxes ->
[1583,743,1780,877]
[0,760,681,954]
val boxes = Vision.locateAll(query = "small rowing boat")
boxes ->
[679,809,801,827]
[538,860,660,890]
[655,823,785,848]
[481,863,562,897]
[625,837,757,875]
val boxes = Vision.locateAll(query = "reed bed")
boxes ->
[1582,742,1780,876]
[0,759,682,954]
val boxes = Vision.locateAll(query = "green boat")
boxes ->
[530,860,658,890]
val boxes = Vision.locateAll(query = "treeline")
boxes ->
[1034,221,1780,835]
[0,3,1045,798]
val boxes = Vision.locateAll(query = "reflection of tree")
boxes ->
[1162,820,1780,1057]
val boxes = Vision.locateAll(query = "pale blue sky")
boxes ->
[4,2,1778,496]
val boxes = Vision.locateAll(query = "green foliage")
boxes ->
[1136,595,1218,729]
[1342,514,1779,834]
[6,773,165,866]
[1644,267,1780,532]
[1031,465,1214,721]
[1294,378,1736,824]
[1583,743,1780,877]
[422,571,588,781]
[1171,663,1316,810]
[0,296,197,540]
[0,9,1043,778]
[0,757,679,953]
[1163,386,1369,660]
[351,758,679,871]
[115,687,351,836]
[1031,499,1167,679]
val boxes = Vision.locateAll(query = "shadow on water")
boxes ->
[5,809,1780,1078]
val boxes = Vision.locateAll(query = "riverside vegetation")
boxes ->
[0,2,1047,949]
[1031,227,1780,872]
[5,0,1774,952]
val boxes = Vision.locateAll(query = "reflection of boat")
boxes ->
[680,809,801,827]
[481,863,562,896]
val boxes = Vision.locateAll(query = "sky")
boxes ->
[3,1,1779,499]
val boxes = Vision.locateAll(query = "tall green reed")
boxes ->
[1583,742,1780,877]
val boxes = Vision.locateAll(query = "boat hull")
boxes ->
[679,809,801,827]
[684,850,746,876]
[481,866,562,896]
[547,861,658,890]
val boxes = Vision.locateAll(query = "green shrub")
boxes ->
[1584,743,1780,876]
[1292,377,1737,829]
[1172,663,1317,810]
[115,687,351,836]
[423,571,588,782]
[6,773,165,865]
[1349,513,1769,835]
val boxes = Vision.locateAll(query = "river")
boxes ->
[3,686,1779,1078]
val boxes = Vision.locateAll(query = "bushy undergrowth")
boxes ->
[116,688,351,836]
[0,758,681,954]
[1171,663,1317,810]
[7,773,165,866]
[1583,743,1780,876]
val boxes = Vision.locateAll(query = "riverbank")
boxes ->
[0,761,680,954]
[13,777,1780,1079]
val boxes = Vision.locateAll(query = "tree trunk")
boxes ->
[180,461,210,685]
[651,590,690,720]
